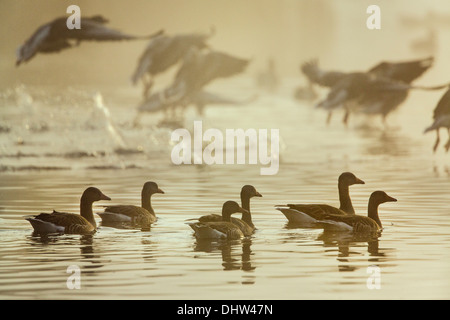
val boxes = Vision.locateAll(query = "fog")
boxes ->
[1,0,450,87]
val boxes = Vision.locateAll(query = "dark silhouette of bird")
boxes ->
[131,30,213,98]
[301,59,348,88]
[311,57,435,126]
[16,15,163,66]
[424,88,450,152]
[133,48,250,126]
[173,48,250,96]
[368,56,434,84]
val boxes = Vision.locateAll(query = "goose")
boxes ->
[16,15,163,66]
[188,201,248,240]
[131,31,212,98]
[317,72,445,127]
[276,172,364,226]
[97,181,164,228]
[424,88,450,152]
[317,191,397,233]
[198,185,262,236]
[26,187,111,235]
[134,48,250,123]
[303,57,434,125]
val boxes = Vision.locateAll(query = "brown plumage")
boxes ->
[276,172,365,226]
[26,187,111,235]
[198,185,262,236]
[318,191,397,233]
[189,201,248,240]
[98,181,164,229]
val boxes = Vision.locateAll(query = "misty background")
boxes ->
[1,0,450,89]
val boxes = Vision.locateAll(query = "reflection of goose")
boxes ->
[188,201,248,240]
[318,191,397,233]
[16,15,163,66]
[26,187,111,235]
[98,181,164,230]
[221,240,255,272]
[424,88,450,152]
[276,172,365,226]
[198,185,262,236]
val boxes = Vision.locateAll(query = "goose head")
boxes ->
[370,191,397,206]
[82,187,111,203]
[241,185,262,199]
[339,172,365,187]
[222,201,249,220]
[142,181,165,196]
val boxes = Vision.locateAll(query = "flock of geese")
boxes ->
[25,172,397,240]
[12,13,445,238]
[297,57,450,152]
[16,14,250,125]
[16,14,450,152]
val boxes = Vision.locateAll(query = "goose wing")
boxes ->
[28,211,95,234]
[16,23,52,65]
[102,205,152,218]
[320,214,380,233]
[433,88,450,119]
[368,57,433,84]
[68,18,139,41]
[286,204,348,219]
[198,214,254,236]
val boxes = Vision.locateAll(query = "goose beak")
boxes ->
[238,207,250,215]
[157,188,165,194]
[100,193,111,201]
[254,191,263,197]
[387,195,397,202]
[355,178,365,185]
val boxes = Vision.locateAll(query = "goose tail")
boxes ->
[25,217,65,235]
[188,222,226,239]
[275,207,318,226]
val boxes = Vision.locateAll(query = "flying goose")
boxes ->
[317,191,397,233]
[26,187,111,235]
[188,201,248,240]
[276,172,365,226]
[424,87,450,152]
[97,181,164,229]
[16,15,163,66]
[303,57,434,125]
[131,31,213,98]
[198,185,262,236]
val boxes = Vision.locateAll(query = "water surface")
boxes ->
[0,81,449,300]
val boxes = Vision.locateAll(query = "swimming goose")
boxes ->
[424,88,450,152]
[276,172,364,226]
[198,185,262,235]
[318,191,397,233]
[16,15,163,66]
[97,181,164,228]
[26,187,111,235]
[189,201,248,240]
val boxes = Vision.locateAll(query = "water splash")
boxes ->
[14,85,34,113]
[92,92,126,149]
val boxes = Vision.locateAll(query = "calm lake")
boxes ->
[0,80,449,300]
